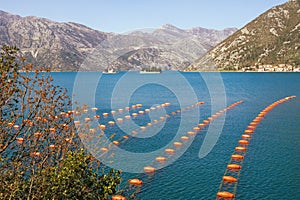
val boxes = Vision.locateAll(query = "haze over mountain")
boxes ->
[0,10,236,71]
[188,0,300,71]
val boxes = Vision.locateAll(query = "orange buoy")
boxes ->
[31,152,41,157]
[145,109,150,113]
[132,105,137,109]
[238,140,249,145]
[16,137,24,144]
[113,141,119,145]
[147,123,152,126]
[74,120,81,125]
[165,102,171,106]
[187,131,196,135]
[123,135,129,139]
[108,121,115,126]
[165,148,175,154]
[111,110,116,115]
[173,142,183,147]
[247,125,256,130]
[140,126,146,131]
[143,166,156,173]
[100,147,108,152]
[160,116,165,121]
[136,103,142,107]
[117,118,123,123]
[227,164,241,170]
[103,113,109,117]
[138,110,145,114]
[112,195,126,200]
[241,134,251,139]
[244,129,253,134]
[94,115,101,119]
[155,156,166,162]
[231,154,244,160]
[99,124,106,130]
[91,107,98,111]
[235,146,247,151]
[153,119,158,124]
[217,191,235,199]
[198,123,206,127]
[181,136,189,141]
[132,113,138,117]
[193,127,201,131]
[13,125,20,130]
[118,108,124,113]
[84,117,91,122]
[125,115,131,119]
[49,144,56,149]
[203,120,210,124]
[125,106,130,111]
[128,178,143,186]
[223,176,238,183]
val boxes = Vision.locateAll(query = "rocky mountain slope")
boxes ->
[188,0,300,71]
[0,10,236,71]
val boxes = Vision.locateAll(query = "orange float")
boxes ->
[145,109,150,113]
[193,127,201,131]
[244,129,253,134]
[128,178,143,186]
[223,176,238,183]
[132,113,138,117]
[123,135,129,139]
[125,115,131,119]
[238,140,249,145]
[217,191,235,199]
[74,120,81,125]
[49,144,56,149]
[155,156,166,162]
[117,118,123,123]
[118,108,124,113]
[138,110,145,114]
[94,115,101,119]
[147,123,152,126]
[103,113,109,117]
[231,154,244,160]
[241,134,251,139]
[108,121,115,126]
[143,166,156,173]
[100,147,108,152]
[125,106,130,111]
[111,110,116,115]
[160,116,165,121]
[140,126,146,131]
[227,164,241,170]
[235,146,247,151]
[16,137,24,144]
[181,136,189,141]
[187,131,196,135]
[198,123,206,127]
[99,124,106,130]
[203,120,210,124]
[173,142,183,147]
[113,141,119,145]
[112,195,126,200]
[165,148,175,154]
[91,107,98,111]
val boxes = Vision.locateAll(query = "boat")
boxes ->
[103,68,118,74]
[139,67,162,74]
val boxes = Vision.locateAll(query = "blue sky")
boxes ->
[1,0,288,33]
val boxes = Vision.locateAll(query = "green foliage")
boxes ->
[0,46,124,200]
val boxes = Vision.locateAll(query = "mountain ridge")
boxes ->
[187,0,300,71]
[0,10,237,71]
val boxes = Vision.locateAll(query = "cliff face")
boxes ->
[0,11,110,71]
[0,10,236,71]
[188,0,300,71]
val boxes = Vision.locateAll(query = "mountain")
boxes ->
[188,0,300,71]
[0,10,237,71]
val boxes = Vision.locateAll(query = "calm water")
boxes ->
[52,72,300,200]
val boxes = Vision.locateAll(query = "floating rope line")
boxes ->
[114,101,243,200]
[216,96,296,200]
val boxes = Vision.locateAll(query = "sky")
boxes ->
[0,0,288,33]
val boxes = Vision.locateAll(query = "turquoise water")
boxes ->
[51,72,300,200]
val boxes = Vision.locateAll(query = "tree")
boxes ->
[0,45,123,199]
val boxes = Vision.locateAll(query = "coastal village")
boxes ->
[241,64,300,72]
